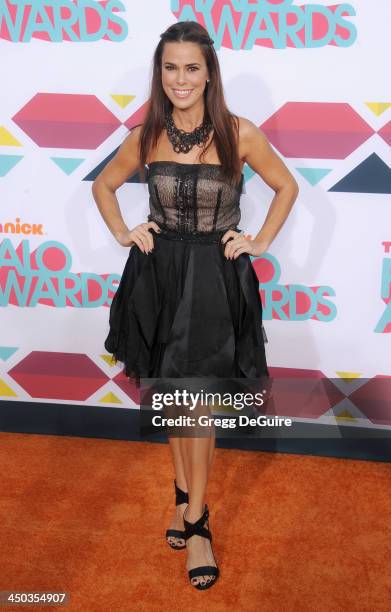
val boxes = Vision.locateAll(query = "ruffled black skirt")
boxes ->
[104,226,269,387]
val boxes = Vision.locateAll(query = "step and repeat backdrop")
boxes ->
[0,1,390,435]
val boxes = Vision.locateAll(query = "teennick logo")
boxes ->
[0,218,43,235]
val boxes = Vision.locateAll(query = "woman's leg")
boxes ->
[166,437,188,548]
[180,416,217,587]
[166,428,215,548]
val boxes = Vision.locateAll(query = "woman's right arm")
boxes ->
[91,126,159,251]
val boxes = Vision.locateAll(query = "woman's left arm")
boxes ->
[223,117,299,259]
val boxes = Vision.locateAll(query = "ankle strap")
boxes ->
[183,505,211,542]
[174,479,189,505]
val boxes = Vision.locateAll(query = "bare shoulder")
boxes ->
[93,124,143,192]
[237,115,253,136]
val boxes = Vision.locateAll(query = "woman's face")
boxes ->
[161,41,209,110]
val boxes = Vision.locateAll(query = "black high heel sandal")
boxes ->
[165,479,189,550]
[183,504,220,590]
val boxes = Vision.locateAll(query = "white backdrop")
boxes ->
[0,1,390,431]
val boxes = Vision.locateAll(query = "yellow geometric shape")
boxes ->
[99,391,122,404]
[211,401,237,414]
[0,127,22,146]
[335,409,357,421]
[365,102,391,116]
[0,378,18,397]
[335,371,362,382]
[101,354,118,367]
[110,95,136,109]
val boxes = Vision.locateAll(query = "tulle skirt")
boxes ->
[104,226,269,389]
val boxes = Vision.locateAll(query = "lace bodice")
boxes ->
[146,161,244,233]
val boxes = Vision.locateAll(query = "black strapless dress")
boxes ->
[104,161,269,387]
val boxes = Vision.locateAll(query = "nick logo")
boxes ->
[0,218,44,235]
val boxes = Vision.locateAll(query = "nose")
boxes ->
[176,69,187,85]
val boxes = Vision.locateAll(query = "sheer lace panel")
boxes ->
[146,162,244,233]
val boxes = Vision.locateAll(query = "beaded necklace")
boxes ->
[165,109,213,154]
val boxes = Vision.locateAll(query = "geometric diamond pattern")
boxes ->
[260,102,375,159]
[7,351,109,401]
[12,93,121,149]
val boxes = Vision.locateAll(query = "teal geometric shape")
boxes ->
[51,157,84,175]
[0,346,18,361]
[243,163,256,184]
[296,167,332,186]
[0,155,23,177]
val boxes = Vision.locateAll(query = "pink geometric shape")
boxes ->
[111,370,140,405]
[123,100,149,131]
[265,367,345,419]
[261,102,375,159]
[8,351,109,401]
[378,120,391,147]
[348,375,391,426]
[12,93,121,149]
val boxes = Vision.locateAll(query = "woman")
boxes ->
[92,21,299,590]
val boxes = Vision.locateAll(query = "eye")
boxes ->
[163,65,199,71]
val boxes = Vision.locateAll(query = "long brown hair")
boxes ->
[135,21,242,187]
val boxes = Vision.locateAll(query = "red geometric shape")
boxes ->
[261,102,375,159]
[8,351,109,401]
[348,375,391,426]
[111,370,140,405]
[123,100,149,131]
[264,367,345,419]
[378,120,391,147]
[12,93,121,149]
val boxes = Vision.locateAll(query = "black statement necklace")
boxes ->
[165,110,213,154]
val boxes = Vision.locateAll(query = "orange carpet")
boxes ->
[0,431,390,612]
